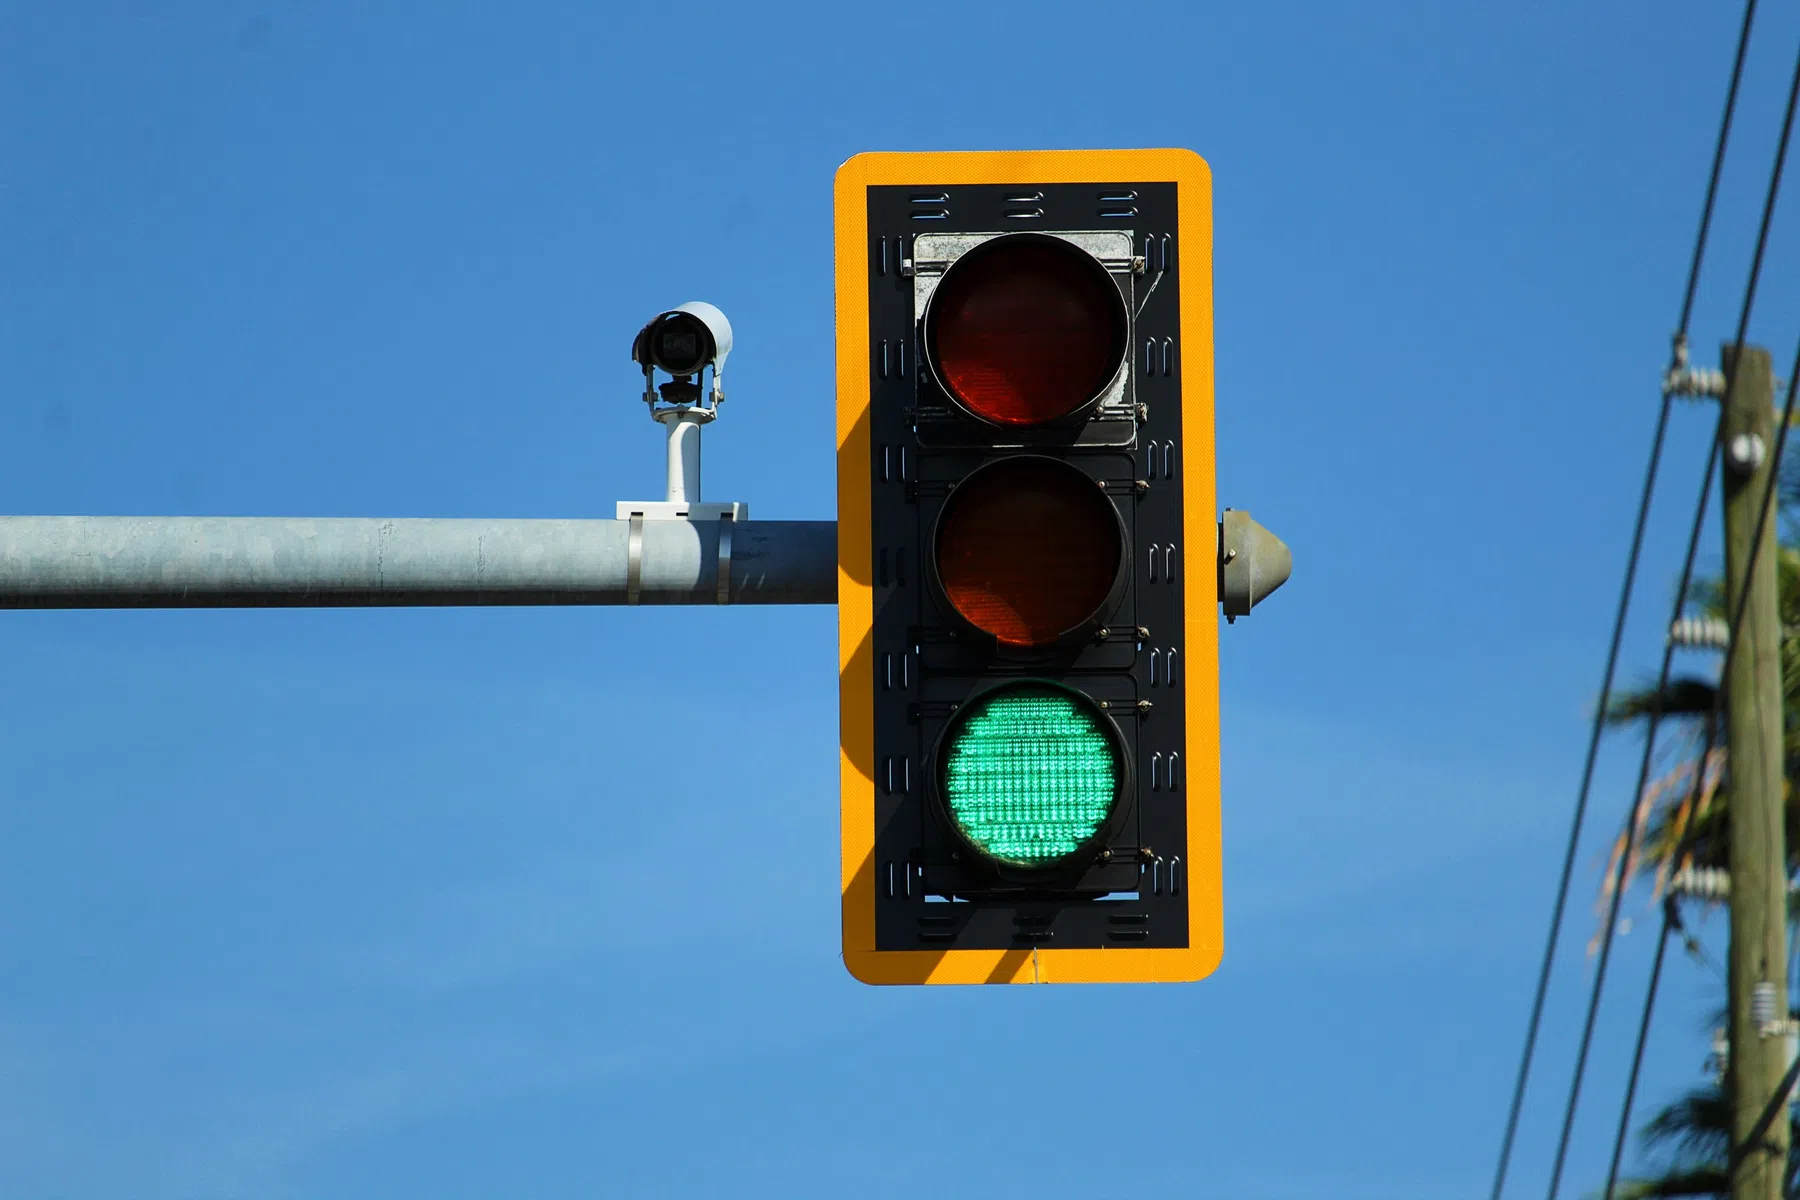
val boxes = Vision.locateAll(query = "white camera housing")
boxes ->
[632,301,734,406]
[616,300,747,527]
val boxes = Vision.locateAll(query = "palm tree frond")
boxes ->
[1639,1087,1731,1163]
[1606,678,1721,725]
[1600,1169,1729,1199]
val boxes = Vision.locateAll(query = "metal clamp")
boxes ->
[717,512,733,605]
[626,514,644,606]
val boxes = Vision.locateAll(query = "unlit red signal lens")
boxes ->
[925,235,1128,427]
[940,682,1123,869]
[933,457,1124,648]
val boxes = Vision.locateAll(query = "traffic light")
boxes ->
[836,149,1283,986]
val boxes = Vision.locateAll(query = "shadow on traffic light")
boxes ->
[983,948,1033,984]
[835,403,875,590]
[835,400,880,787]
[838,616,877,785]
[840,846,1039,983]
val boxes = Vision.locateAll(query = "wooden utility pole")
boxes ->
[1721,343,1789,1200]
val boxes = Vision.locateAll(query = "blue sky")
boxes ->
[4,2,1800,1196]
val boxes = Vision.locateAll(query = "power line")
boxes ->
[1678,0,1763,340]
[1550,31,1800,1199]
[1546,367,1720,1200]
[1603,895,1681,1199]
[1487,4,1760,1196]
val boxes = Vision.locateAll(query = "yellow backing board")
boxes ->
[835,149,1220,984]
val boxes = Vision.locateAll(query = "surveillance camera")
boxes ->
[631,301,733,380]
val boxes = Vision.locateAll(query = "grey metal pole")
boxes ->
[0,516,836,608]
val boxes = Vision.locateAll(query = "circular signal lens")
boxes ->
[933,457,1124,648]
[940,682,1123,869]
[925,235,1128,427]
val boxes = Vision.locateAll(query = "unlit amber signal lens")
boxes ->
[925,235,1128,427]
[933,457,1124,648]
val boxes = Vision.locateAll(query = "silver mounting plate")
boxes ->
[615,501,748,522]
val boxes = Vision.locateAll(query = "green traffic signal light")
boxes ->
[939,681,1126,869]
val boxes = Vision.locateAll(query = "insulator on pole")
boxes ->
[1669,866,1733,900]
[1664,363,1728,398]
[1668,615,1731,649]
[1669,866,1800,901]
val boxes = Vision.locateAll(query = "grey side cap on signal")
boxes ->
[1218,508,1292,622]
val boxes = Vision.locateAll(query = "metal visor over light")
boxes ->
[922,233,1130,428]
[930,455,1127,649]
[937,680,1127,871]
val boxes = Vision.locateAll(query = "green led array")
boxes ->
[942,685,1120,868]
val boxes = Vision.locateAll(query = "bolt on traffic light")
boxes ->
[835,149,1287,986]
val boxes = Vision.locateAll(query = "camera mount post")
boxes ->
[618,354,745,525]
[658,400,710,508]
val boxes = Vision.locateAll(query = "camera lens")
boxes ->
[648,313,711,376]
